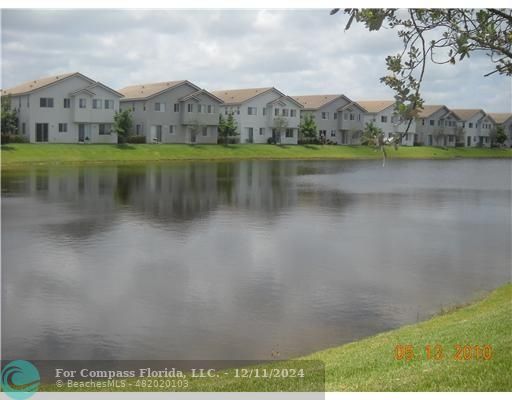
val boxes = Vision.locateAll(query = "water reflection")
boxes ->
[2,159,510,361]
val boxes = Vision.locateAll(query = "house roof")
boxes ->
[417,105,448,118]
[292,94,347,110]
[338,101,367,113]
[487,112,512,124]
[450,109,484,121]
[1,72,90,96]
[118,80,197,101]
[356,100,395,113]
[210,87,275,105]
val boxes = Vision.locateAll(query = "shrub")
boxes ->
[267,137,276,145]
[126,135,146,144]
[1,134,28,144]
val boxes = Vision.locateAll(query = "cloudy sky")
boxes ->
[1,9,511,112]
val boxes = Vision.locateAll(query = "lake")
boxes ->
[2,159,511,361]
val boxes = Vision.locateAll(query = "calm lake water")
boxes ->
[2,159,511,361]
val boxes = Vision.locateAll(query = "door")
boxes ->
[36,123,48,142]
[78,124,85,142]
[467,136,471,147]
[247,128,254,143]
[189,128,196,143]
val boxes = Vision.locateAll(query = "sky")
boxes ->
[1,9,511,112]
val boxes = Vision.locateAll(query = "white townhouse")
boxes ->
[211,87,303,144]
[356,100,417,146]
[450,109,494,147]
[291,94,365,144]
[488,113,512,147]
[1,72,123,143]
[118,80,223,144]
[414,105,461,147]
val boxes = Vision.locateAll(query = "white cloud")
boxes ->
[1,9,510,112]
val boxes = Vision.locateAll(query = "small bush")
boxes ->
[126,135,146,144]
[1,134,29,144]
[218,137,239,145]
[267,137,276,145]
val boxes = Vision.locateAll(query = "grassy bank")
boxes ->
[2,143,511,167]
[39,283,511,392]
[305,282,512,391]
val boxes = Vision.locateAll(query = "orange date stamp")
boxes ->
[394,344,493,361]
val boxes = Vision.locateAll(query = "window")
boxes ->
[174,103,180,112]
[202,127,208,136]
[79,98,87,108]
[262,108,267,116]
[40,97,54,108]
[285,128,294,138]
[22,123,26,135]
[154,102,165,112]
[99,123,112,135]
[462,122,465,128]
[381,116,388,123]
[291,109,297,117]
[58,123,67,133]
[93,99,102,109]
[104,100,114,109]
[136,124,142,135]
[282,109,289,117]
[429,119,435,126]
[197,104,203,113]
[187,103,193,112]
[274,108,280,116]
[321,112,329,120]
[63,98,71,108]
[319,129,327,137]
[259,128,265,135]
[469,122,473,128]
[331,130,336,137]
[333,112,337,120]
[350,113,355,121]
[169,125,175,134]
[422,119,425,126]
[236,107,240,115]
[248,107,257,115]
[438,120,443,126]
[208,105,213,114]
[358,114,361,121]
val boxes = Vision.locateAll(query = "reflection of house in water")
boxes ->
[2,161,350,233]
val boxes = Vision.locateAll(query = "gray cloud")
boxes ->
[1,9,511,112]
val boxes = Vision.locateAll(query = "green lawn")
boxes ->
[2,144,511,167]
[38,283,511,392]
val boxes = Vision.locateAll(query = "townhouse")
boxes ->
[414,105,461,147]
[1,72,123,143]
[356,100,417,146]
[488,113,512,147]
[449,109,494,147]
[118,80,223,144]
[291,94,365,144]
[211,87,303,144]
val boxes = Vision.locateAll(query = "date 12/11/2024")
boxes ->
[394,344,493,362]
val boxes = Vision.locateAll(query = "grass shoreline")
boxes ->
[2,143,512,168]
[37,283,511,392]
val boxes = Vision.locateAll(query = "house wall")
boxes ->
[220,90,301,144]
[459,111,490,147]
[415,108,451,145]
[120,83,221,144]
[9,75,119,143]
[362,106,417,146]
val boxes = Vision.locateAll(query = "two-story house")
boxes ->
[488,113,512,147]
[1,72,123,143]
[291,94,365,144]
[211,87,303,144]
[414,105,461,146]
[356,100,417,146]
[451,109,493,147]
[118,80,223,144]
